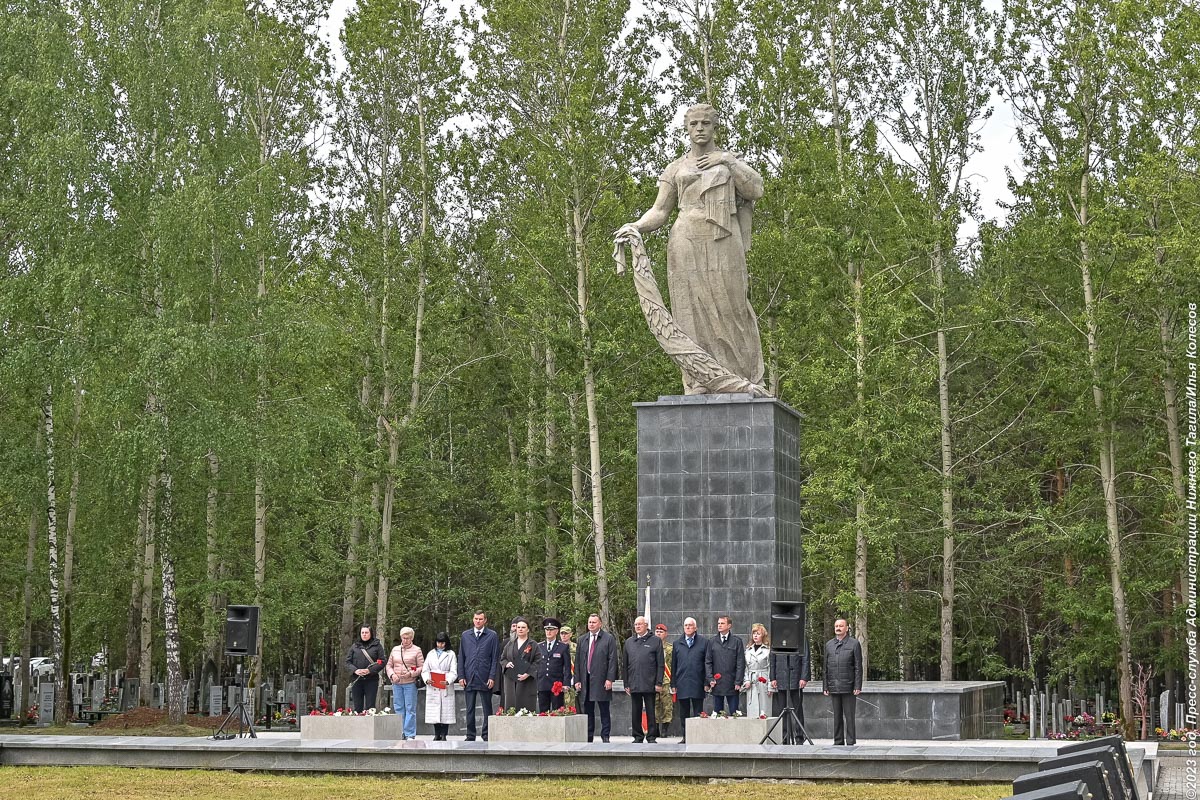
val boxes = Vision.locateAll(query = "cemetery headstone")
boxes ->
[91,679,104,711]
[209,685,223,716]
[122,678,140,710]
[38,684,54,725]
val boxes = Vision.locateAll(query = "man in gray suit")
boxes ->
[621,615,664,743]
[823,617,863,745]
[574,613,618,742]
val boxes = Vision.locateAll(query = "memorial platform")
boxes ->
[0,732,1155,793]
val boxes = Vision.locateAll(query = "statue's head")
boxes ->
[684,103,719,146]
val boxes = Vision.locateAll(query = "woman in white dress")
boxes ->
[421,631,458,740]
[742,623,772,718]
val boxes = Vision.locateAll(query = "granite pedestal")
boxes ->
[635,394,803,637]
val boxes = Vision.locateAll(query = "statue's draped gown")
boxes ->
[660,153,765,392]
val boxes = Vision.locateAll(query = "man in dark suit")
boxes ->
[621,615,664,743]
[671,616,708,742]
[573,612,617,742]
[457,610,499,741]
[823,617,863,745]
[535,617,573,712]
[770,636,811,744]
[705,614,746,715]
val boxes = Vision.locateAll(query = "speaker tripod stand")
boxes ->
[760,688,813,745]
[212,661,256,740]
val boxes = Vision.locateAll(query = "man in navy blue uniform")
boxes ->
[536,617,573,712]
[457,610,499,741]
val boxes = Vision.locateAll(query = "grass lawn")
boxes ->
[0,767,1008,800]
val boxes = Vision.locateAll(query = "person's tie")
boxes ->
[587,635,596,673]
[475,630,481,639]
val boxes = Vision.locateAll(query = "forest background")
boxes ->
[1,0,1196,735]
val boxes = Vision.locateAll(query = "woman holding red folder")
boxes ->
[422,632,458,740]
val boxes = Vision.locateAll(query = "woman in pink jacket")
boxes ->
[387,627,424,740]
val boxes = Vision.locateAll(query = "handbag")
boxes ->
[363,647,389,685]
[403,649,425,689]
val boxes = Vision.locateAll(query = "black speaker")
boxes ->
[1000,782,1091,800]
[224,605,260,657]
[770,600,805,653]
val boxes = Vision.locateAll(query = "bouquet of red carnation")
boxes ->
[757,676,767,683]
[551,681,564,696]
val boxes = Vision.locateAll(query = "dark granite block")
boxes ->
[636,395,803,639]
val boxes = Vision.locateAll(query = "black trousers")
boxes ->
[464,688,493,739]
[676,695,703,720]
[537,690,564,713]
[830,692,857,744]
[583,698,611,741]
[349,677,373,713]
[630,692,657,741]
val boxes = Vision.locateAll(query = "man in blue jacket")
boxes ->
[671,616,708,743]
[457,610,499,741]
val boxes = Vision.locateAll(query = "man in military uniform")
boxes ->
[560,625,577,709]
[654,623,674,739]
[536,618,573,712]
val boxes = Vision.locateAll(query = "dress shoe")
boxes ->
[646,738,657,743]
[632,737,644,744]
[602,736,610,743]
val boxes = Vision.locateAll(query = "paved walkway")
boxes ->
[1156,753,1196,800]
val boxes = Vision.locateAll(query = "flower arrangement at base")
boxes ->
[538,706,577,717]
[309,704,393,717]
[696,710,745,719]
[25,704,38,722]
[496,707,535,717]
[99,686,121,712]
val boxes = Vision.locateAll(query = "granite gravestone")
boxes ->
[636,393,802,636]
[38,684,54,725]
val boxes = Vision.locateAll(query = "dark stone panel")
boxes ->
[637,395,803,640]
[660,425,681,452]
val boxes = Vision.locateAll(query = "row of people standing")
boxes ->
[347,611,861,745]
[344,624,458,740]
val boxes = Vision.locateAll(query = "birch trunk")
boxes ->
[520,346,539,606]
[568,394,586,610]
[205,450,222,668]
[1077,167,1134,736]
[571,193,610,626]
[934,237,956,681]
[20,502,37,726]
[339,371,370,676]
[124,515,145,682]
[60,382,82,721]
[138,467,157,705]
[158,453,184,724]
[851,265,869,669]
[544,346,559,613]
[43,386,66,725]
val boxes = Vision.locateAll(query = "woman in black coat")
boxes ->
[345,624,387,712]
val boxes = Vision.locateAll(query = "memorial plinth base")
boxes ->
[488,714,587,743]
[685,715,780,744]
[636,394,803,636]
[300,714,404,741]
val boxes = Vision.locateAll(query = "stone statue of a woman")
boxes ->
[615,103,766,395]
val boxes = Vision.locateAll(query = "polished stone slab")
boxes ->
[635,394,802,638]
[0,732,1153,787]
